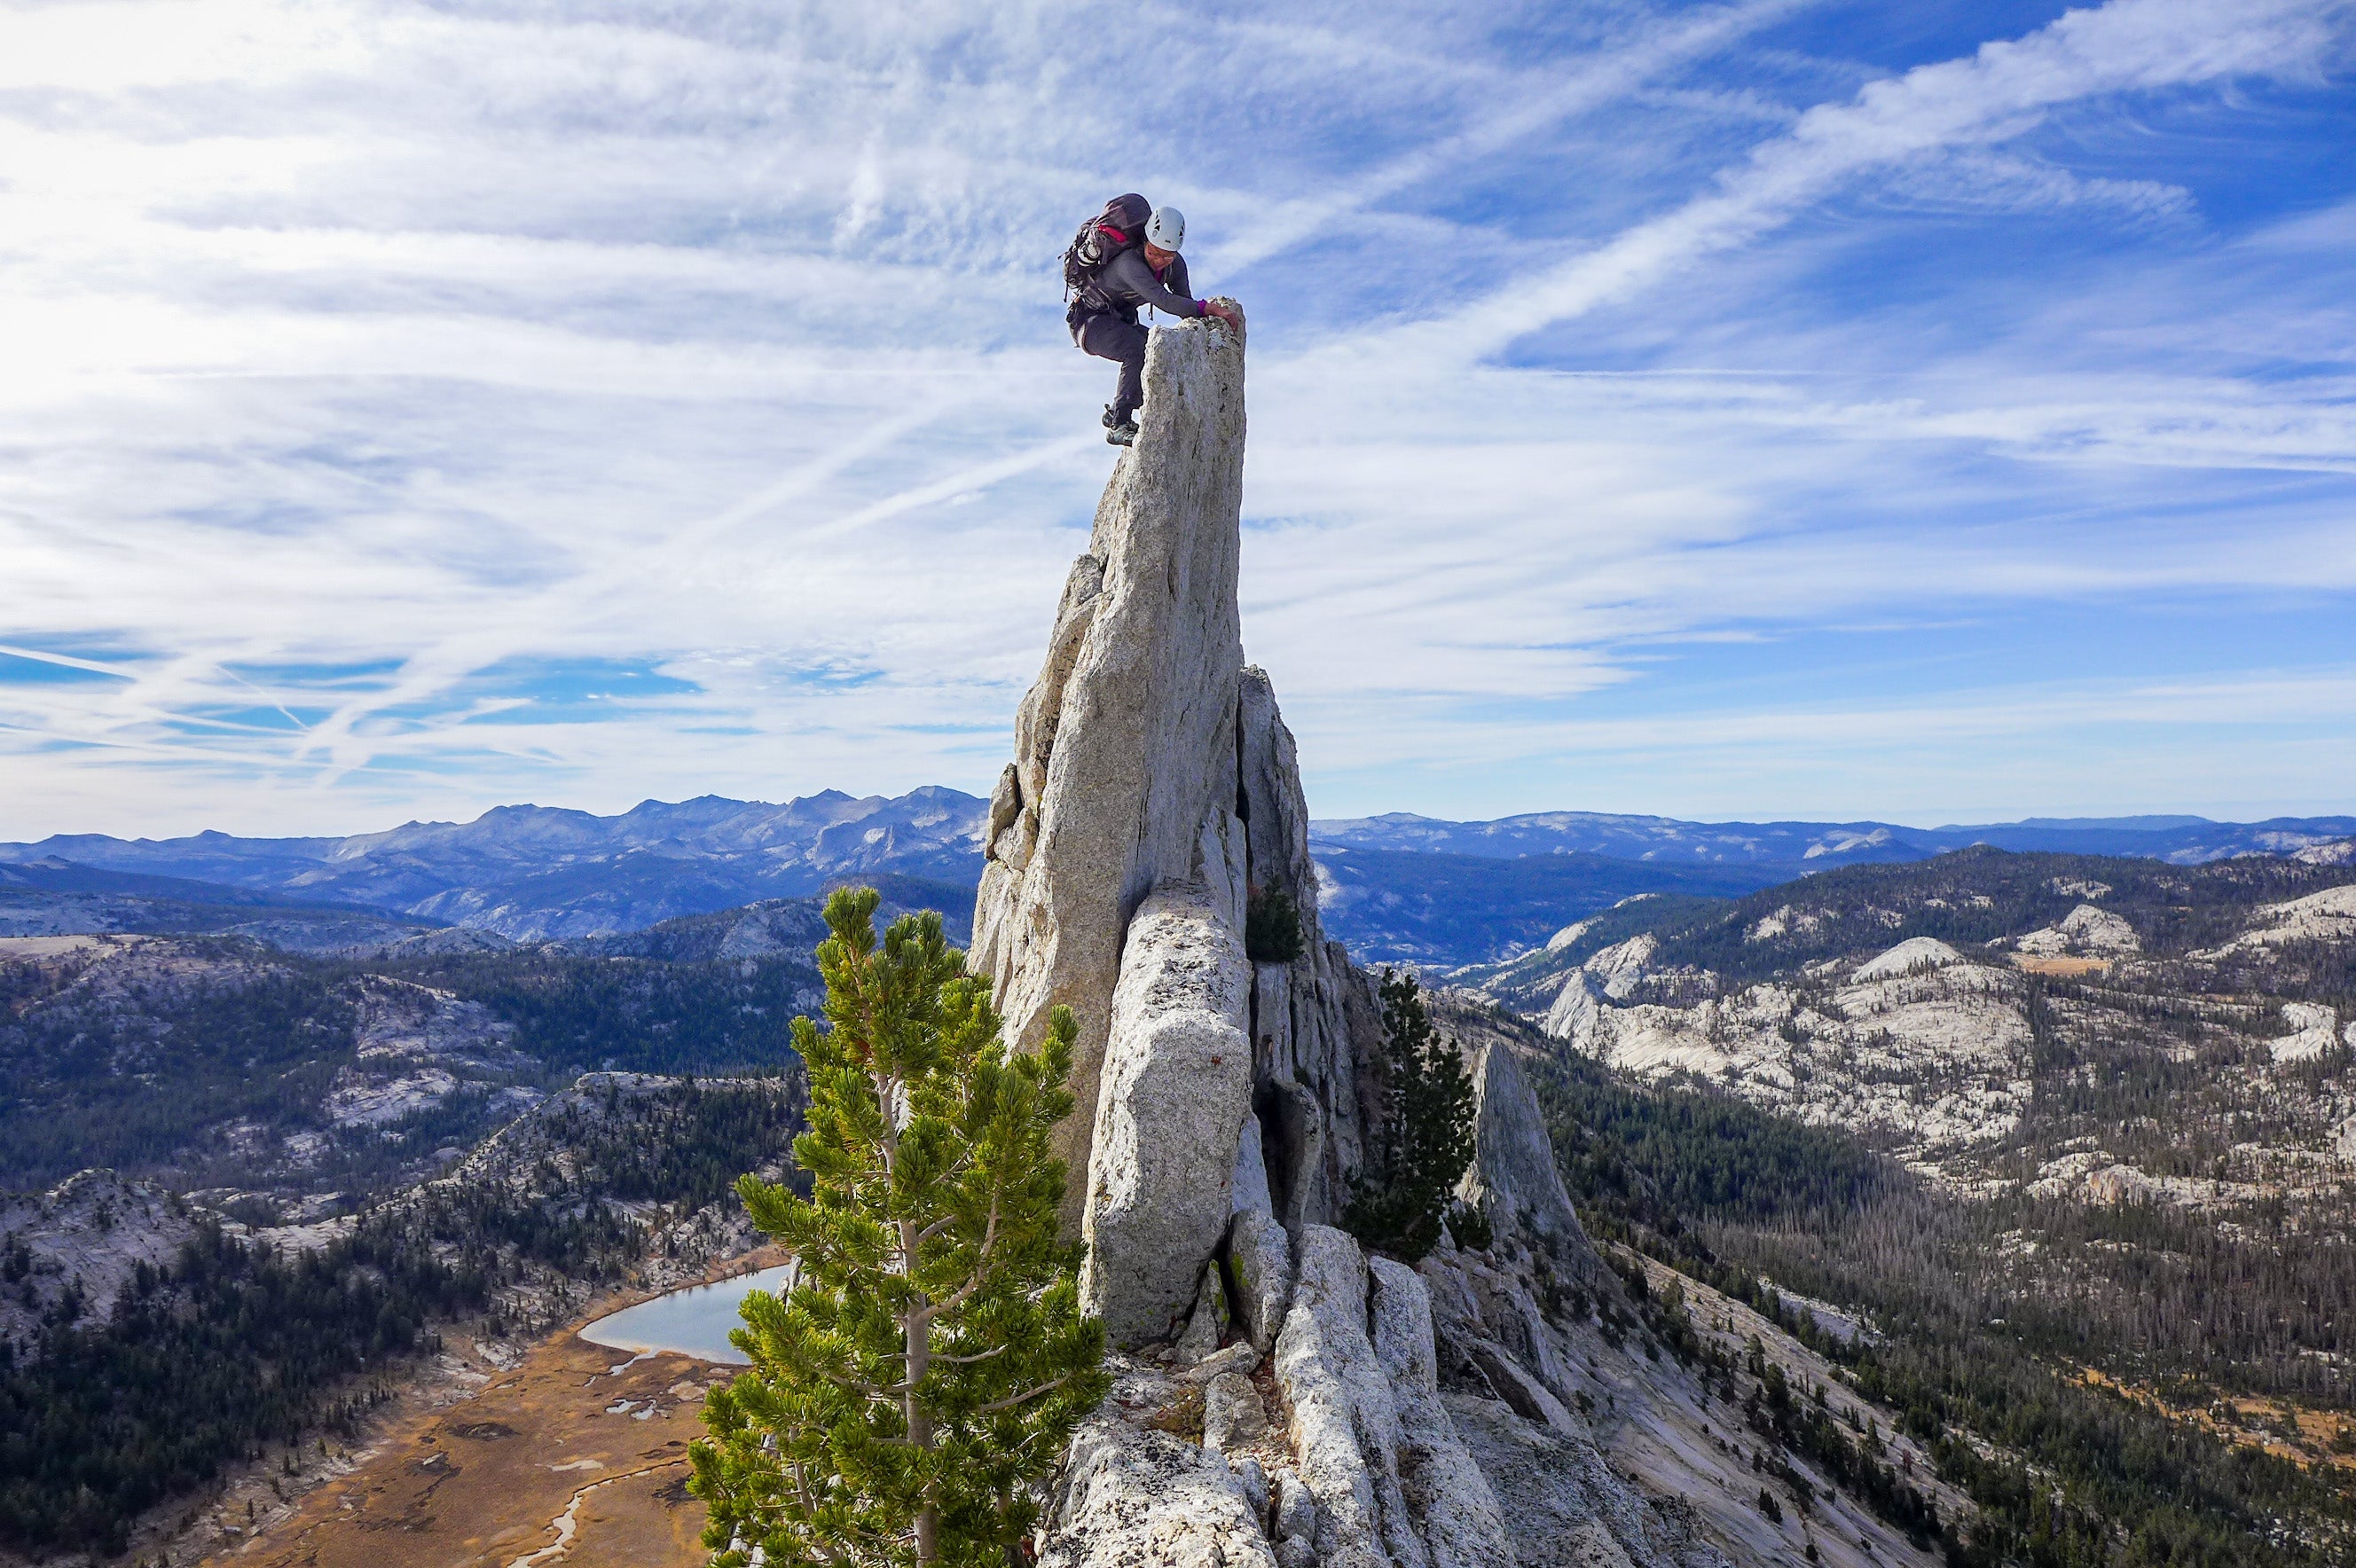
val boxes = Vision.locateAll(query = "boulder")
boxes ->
[1274,1226,1416,1568]
[1369,1258,1516,1568]
[1205,1370,1270,1453]
[1233,1454,1271,1521]
[1225,1209,1295,1352]
[1231,1109,1275,1217]
[1177,1342,1259,1385]
[970,316,1249,1231]
[1079,887,1254,1347]
[1273,1471,1321,1567]
[1175,1263,1231,1365]
[1040,1361,1279,1568]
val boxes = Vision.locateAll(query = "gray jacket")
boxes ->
[1086,249,1205,323]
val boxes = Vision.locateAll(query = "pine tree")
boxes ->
[1343,968,1480,1263]
[689,888,1109,1567]
[1244,883,1305,964]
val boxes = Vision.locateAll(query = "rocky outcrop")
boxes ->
[970,314,1251,1232]
[1041,1358,1281,1568]
[0,1171,199,1360]
[1442,1000,1597,1271]
[972,308,1374,1293]
[1850,936,1965,982]
[1445,1397,1685,1568]
[1529,929,2034,1174]
[1273,1226,1424,1568]
[1369,1256,1516,1568]
[2014,903,2140,958]
[1080,886,1255,1346]
[1225,1208,1294,1352]
[1239,667,1379,1233]
[991,315,1794,1568]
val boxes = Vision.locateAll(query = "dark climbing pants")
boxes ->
[1078,310,1149,422]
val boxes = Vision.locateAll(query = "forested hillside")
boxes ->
[0,925,821,1203]
[0,882,876,1559]
[1447,846,2356,1565]
[1433,997,2356,1567]
[0,1075,802,1557]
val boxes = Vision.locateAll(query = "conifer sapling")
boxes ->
[689,888,1109,1566]
[1343,968,1480,1262]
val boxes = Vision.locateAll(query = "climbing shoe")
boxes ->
[1105,419,1138,447]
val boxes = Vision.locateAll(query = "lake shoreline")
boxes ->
[577,1260,797,1365]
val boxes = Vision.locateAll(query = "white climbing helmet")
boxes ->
[1146,206,1185,251]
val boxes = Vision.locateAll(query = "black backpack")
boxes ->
[1063,192,1151,308]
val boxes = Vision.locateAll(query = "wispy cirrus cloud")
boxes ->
[0,0,2351,837]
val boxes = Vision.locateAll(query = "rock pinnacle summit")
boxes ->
[974,313,1766,1568]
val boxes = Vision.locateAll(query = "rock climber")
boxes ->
[1064,193,1241,446]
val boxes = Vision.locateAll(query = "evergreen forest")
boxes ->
[1522,1007,2356,1566]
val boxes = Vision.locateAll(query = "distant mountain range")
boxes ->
[1,789,987,942]
[3,792,2347,953]
[1308,809,2356,866]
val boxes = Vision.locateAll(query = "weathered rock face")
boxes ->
[1041,1358,1281,1568]
[990,317,1789,1568]
[1238,667,1378,1232]
[1080,886,1255,1346]
[971,308,1372,1285]
[1441,995,1602,1275]
[1274,1225,1423,1568]
[1367,1257,1517,1568]
[0,1171,199,1358]
[971,316,1251,1231]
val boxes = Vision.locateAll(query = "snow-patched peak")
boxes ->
[1851,936,1967,982]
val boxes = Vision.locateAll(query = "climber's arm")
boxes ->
[1108,250,1209,318]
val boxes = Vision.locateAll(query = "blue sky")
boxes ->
[1,0,2351,839]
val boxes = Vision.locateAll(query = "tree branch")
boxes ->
[972,1373,1074,1417]
[931,1344,1009,1366]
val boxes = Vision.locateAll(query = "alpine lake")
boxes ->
[577,1262,796,1365]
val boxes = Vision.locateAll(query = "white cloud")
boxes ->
[0,0,2351,837]
[1337,0,2344,362]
